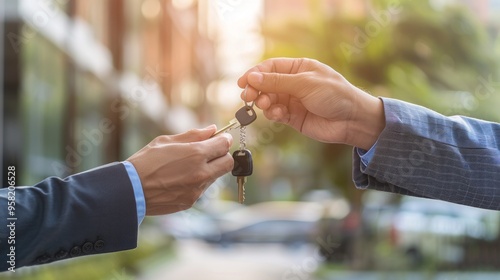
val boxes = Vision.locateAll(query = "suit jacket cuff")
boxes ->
[352,97,500,210]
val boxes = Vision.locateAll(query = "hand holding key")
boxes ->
[128,125,234,215]
[237,58,386,151]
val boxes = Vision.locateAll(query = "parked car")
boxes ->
[158,200,244,240]
[362,191,500,267]
[202,201,324,245]
[390,196,499,266]
[161,192,357,263]
[158,208,221,240]
[201,193,358,263]
[301,190,358,262]
[204,218,319,245]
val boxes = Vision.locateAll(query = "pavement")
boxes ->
[319,271,500,280]
[140,239,320,280]
[139,239,500,280]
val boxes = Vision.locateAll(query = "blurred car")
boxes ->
[363,192,500,267]
[202,201,324,245]
[158,208,221,240]
[158,200,244,240]
[202,193,358,264]
[301,190,358,262]
[204,218,319,245]
[160,192,357,263]
[390,196,499,266]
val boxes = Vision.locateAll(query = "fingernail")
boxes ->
[224,133,233,146]
[249,72,263,84]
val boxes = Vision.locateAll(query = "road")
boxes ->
[318,272,500,280]
[140,239,320,280]
[139,239,500,280]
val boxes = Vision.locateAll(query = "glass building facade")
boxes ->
[2,0,217,185]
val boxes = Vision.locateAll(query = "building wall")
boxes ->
[6,0,217,184]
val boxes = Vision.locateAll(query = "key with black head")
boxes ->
[211,105,257,138]
[232,148,253,204]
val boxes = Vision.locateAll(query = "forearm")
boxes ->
[0,162,139,271]
[353,98,500,210]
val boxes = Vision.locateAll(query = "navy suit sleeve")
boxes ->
[0,162,139,271]
[353,98,500,210]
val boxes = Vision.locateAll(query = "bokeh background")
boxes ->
[1,0,500,279]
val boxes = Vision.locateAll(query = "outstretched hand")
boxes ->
[128,125,233,215]
[238,58,385,150]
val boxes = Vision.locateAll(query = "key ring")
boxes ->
[239,126,246,151]
[244,85,255,108]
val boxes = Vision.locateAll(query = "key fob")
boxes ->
[232,149,253,177]
[235,106,257,127]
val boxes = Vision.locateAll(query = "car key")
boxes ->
[232,148,253,203]
[211,105,257,138]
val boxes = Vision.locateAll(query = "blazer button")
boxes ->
[54,250,68,260]
[70,246,82,257]
[36,255,51,264]
[94,240,105,252]
[82,242,94,254]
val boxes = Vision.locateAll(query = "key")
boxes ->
[211,105,257,137]
[232,149,253,204]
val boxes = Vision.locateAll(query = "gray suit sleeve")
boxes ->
[353,98,500,210]
[0,162,139,271]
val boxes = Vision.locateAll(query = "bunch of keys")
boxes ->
[211,97,256,203]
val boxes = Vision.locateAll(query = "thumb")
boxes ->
[247,72,307,98]
[171,125,216,143]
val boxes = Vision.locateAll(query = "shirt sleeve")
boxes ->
[122,161,146,225]
[356,141,378,167]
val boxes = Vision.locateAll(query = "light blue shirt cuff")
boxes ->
[356,141,378,167]
[122,161,146,225]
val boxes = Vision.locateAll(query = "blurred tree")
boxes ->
[256,0,500,207]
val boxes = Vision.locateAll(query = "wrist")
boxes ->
[347,90,385,150]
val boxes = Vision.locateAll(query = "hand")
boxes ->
[127,125,233,215]
[238,58,385,150]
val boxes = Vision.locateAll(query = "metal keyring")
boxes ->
[244,85,255,108]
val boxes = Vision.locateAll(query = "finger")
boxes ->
[255,93,272,110]
[207,153,234,178]
[201,133,233,161]
[257,92,290,111]
[237,57,309,88]
[239,89,275,110]
[263,104,290,123]
[247,72,308,99]
[240,86,260,102]
[170,125,217,143]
